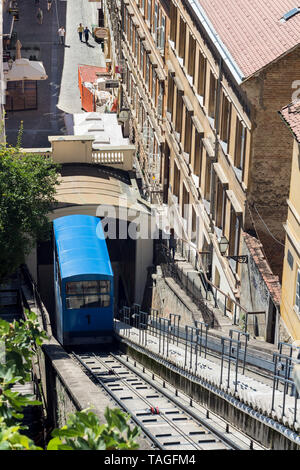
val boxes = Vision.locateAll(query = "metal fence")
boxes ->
[115,304,300,428]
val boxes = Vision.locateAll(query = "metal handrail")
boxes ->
[155,240,215,326]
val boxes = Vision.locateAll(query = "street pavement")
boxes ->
[5,0,67,148]
[5,0,106,147]
[57,0,106,114]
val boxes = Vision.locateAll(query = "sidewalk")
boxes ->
[5,0,66,147]
[57,0,107,114]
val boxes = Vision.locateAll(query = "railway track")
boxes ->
[72,350,264,451]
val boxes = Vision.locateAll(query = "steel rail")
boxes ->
[92,353,204,450]
[72,351,165,450]
[73,350,245,450]
[109,352,245,450]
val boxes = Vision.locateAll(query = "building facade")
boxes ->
[279,102,300,341]
[104,0,300,340]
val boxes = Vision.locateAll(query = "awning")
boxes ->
[4,58,48,81]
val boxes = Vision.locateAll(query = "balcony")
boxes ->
[21,137,136,172]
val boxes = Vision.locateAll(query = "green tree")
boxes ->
[0,314,140,450]
[0,139,59,280]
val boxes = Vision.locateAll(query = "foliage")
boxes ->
[47,408,140,450]
[0,314,140,450]
[0,312,47,426]
[0,135,59,280]
[0,419,42,450]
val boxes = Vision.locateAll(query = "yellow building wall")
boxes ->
[281,141,300,340]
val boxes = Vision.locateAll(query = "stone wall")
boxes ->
[243,47,300,276]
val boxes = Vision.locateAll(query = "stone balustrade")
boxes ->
[21,136,136,172]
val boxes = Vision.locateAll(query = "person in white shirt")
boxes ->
[58,26,65,45]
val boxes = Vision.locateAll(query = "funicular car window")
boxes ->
[65,281,111,309]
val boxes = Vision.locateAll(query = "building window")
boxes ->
[220,93,231,144]
[184,108,192,156]
[181,183,189,221]
[208,72,217,119]
[234,118,247,177]
[204,151,211,202]
[167,74,174,115]
[191,206,197,243]
[197,53,206,97]
[215,179,225,230]
[158,14,166,53]
[187,34,196,79]
[145,55,150,89]
[296,269,300,313]
[178,17,186,59]
[194,131,203,178]
[229,208,241,261]
[152,68,156,104]
[175,89,183,134]
[173,161,180,202]
[147,0,152,25]
[157,81,163,117]
[140,44,145,76]
[170,2,177,43]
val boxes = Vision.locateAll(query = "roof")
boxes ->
[72,112,129,148]
[78,65,108,84]
[193,0,300,80]
[279,100,300,142]
[243,232,281,305]
[53,215,113,281]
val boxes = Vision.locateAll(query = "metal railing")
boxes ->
[20,264,51,335]
[175,237,249,328]
[154,239,215,327]
[115,306,300,429]
[272,351,300,426]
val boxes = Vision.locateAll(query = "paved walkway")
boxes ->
[57,0,106,114]
[5,0,66,148]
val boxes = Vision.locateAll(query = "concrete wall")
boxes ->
[240,242,270,339]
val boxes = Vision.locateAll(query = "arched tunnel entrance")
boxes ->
[35,217,152,323]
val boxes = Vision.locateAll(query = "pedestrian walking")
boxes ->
[169,228,177,260]
[47,0,52,11]
[84,26,91,44]
[78,23,84,42]
[58,26,65,45]
[36,7,43,24]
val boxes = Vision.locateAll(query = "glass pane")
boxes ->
[66,282,83,295]
[84,295,101,309]
[82,281,100,294]
[100,295,110,308]
[99,280,110,293]
[66,296,85,310]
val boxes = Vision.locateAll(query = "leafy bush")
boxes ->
[0,313,140,450]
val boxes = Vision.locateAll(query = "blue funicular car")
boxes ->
[53,214,114,346]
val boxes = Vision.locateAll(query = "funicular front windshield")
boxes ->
[65,280,111,310]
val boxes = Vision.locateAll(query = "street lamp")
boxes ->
[218,235,248,264]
